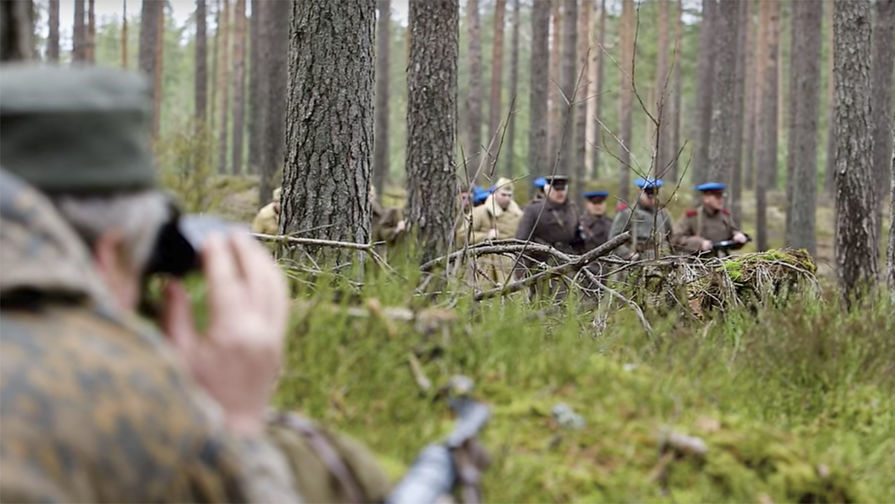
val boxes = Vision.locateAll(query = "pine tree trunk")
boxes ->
[47,0,59,61]
[487,0,506,161]
[73,0,86,61]
[230,0,246,175]
[591,0,606,180]
[373,0,391,194]
[528,0,550,199]
[0,0,32,61]
[139,0,164,141]
[824,1,835,195]
[744,0,758,191]
[669,0,682,184]
[887,148,895,292]
[548,1,562,160]
[870,0,895,243]
[246,0,260,175]
[756,0,779,252]
[258,0,289,205]
[406,0,458,262]
[282,0,374,263]
[121,0,127,68]
[559,0,577,191]
[504,0,520,177]
[618,0,634,202]
[707,0,739,189]
[692,0,716,189]
[728,0,748,223]
[464,0,482,171]
[209,0,219,139]
[834,0,879,299]
[653,0,669,180]
[195,0,207,122]
[216,0,230,173]
[784,0,822,255]
[86,0,95,63]
[573,0,589,194]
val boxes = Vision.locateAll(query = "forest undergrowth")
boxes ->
[271,259,894,503]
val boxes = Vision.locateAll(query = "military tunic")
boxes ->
[673,205,740,257]
[371,200,404,244]
[514,197,580,258]
[579,213,613,251]
[459,194,524,285]
[608,203,674,260]
[251,202,279,235]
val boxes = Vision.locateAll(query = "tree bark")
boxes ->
[618,0,633,202]
[834,0,879,299]
[824,1,835,195]
[590,0,606,180]
[121,0,127,68]
[729,0,748,223]
[755,0,779,252]
[139,0,164,141]
[216,0,230,173]
[195,0,207,122]
[210,0,219,141]
[653,0,669,180]
[406,0,458,262]
[692,0,716,189]
[373,0,391,195]
[548,0,562,160]
[559,0,577,190]
[246,0,259,175]
[744,0,758,191]
[47,0,59,61]
[669,0,682,184]
[887,147,895,293]
[86,0,95,63]
[0,0,32,61]
[73,0,86,61]
[573,0,589,195]
[281,0,374,264]
[230,0,246,175]
[784,0,822,255]
[504,0,520,177]
[487,0,506,161]
[258,0,289,205]
[870,0,895,244]
[528,0,550,199]
[464,0,482,170]
[707,0,739,189]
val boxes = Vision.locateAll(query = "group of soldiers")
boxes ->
[454,174,749,284]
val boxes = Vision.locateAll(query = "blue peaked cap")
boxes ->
[583,190,609,199]
[634,178,664,189]
[472,186,490,204]
[696,182,726,192]
[533,177,547,188]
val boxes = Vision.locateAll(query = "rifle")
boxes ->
[387,394,491,504]
[711,233,752,251]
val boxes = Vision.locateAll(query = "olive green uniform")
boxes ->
[608,204,674,260]
[673,205,740,258]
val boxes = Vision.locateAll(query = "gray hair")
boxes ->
[53,191,170,272]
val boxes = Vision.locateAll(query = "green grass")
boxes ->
[271,261,894,502]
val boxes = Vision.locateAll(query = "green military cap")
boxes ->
[0,64,156,193]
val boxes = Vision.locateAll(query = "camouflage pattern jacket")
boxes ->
[0,171,297,503]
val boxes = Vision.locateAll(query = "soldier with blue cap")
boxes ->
[525,176,548,206]
[579,190,613,251]
[608,177,674,260]
[515,174,580,259]
[673,182,747,257]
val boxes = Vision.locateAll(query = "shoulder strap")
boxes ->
[272,413,365,504]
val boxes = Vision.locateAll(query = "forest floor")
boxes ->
[196,176,893,501]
